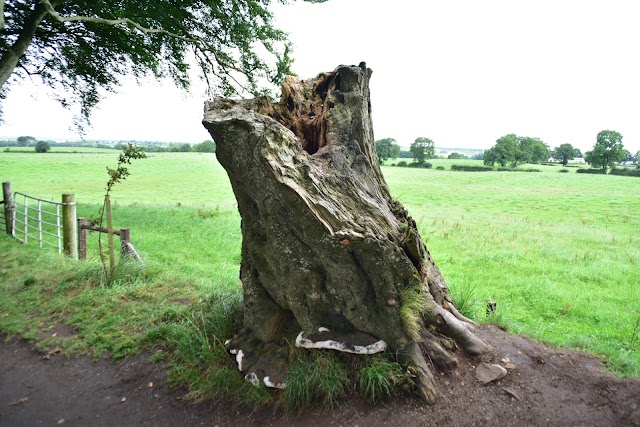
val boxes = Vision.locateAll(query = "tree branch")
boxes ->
[40,0,252,94]
[41,0,197,43]
[1,0,5,31]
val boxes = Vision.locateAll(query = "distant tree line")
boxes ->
[116,140,216,153]
[376,136,484,164]
[376,137,438,164]
[482,130,637,172]
[161,140,216,153]
[483,134,550,167]
[1,137,216,153]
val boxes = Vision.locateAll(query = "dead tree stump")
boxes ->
[202,63,490,403]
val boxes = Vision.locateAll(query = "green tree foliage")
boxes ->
[34,140,50,152]
[447,152,463,159]
[16,135,36,146]
[0,0,325,125]
[410,137,434,164]
[193,140,216,153]
[584,130,626,172]
[527,137,550,164]
[484,134,518,167]
[375,137,400,164]
[484,134,549,167]
[553,143,578,166]
[179,143,191,152]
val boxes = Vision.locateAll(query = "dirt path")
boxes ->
[2,325,639,426]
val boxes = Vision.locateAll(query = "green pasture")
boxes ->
[1,151,639,382]
[3,146,117,153]
[0,151,235,205]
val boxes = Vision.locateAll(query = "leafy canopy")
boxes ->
[193,140,216,153]
[410,137,434,164]
[375,137,400,163]
[553,143,578,166]
[16,135,36,146]
[0,0,325,126]
[484,134,549,167]
[584,130,626,172]
[34,140,50,152]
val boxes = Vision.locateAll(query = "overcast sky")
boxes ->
[1,0,639,153]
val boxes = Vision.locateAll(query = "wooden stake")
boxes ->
[105,195,116,279]
[62,194,77,259]
[2,182,13,235]
[119,228,130,259]
[78,217,87,261]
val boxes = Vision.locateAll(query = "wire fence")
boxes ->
[12,192,72,254]
[3,182,140,263]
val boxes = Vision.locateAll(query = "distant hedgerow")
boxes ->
[451,165,493,172]
[496,167,541,172]
[408,162,432,168]
[610,168,640,177]
[576,168,605,174]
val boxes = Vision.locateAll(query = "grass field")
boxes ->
[1,151,639,402]
[3,146,117,153]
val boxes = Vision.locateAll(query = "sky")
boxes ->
[1,0,639,153]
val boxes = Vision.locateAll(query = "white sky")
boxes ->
[1,0,639,153]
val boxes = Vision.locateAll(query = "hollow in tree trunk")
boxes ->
[202,63,490,403]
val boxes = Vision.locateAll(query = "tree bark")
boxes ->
[202,63,490,403]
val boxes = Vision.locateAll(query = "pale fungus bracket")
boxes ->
[295,328,388,355]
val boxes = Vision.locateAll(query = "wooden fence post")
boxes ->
[2,182,13,235]
[62,194,77,259]
[78,217,87,261]
[120,228,130,259]
[105,195,116,278]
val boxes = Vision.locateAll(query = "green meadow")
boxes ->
[1,151,639,399]
[3,146,117,153]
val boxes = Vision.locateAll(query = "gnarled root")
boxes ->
[419,329,459,372]
[399,291,492,403]
[398,341,439,404]
[428,305,491,356]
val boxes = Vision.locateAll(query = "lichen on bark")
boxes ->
[202,63,490,403]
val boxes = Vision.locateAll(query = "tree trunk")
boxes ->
[0,0,66,89]
[202,63,490,403]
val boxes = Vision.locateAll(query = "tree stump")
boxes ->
[202,63,490,403]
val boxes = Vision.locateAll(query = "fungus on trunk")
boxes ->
[202,63,490,403]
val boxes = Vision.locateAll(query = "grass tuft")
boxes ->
[284,351,349,413]
[358,355,408,402]
[450,282,479,319]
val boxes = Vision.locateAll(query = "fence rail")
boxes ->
[11,191,74,256]
[2,182,141,264]
[78,219,143,263]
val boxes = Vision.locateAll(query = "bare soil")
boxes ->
[1,325,639,426]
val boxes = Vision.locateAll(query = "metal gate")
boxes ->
[12,191,74,254]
